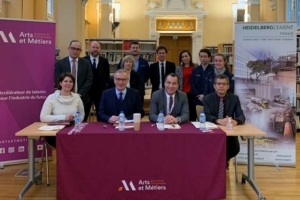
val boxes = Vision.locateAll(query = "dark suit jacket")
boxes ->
[83,55,110,101]
[108,70,144,97]
[203,92,245,124]
[118,56,150,84]
[149,89,189,123]
[149,61,176,94]
[98,87,144,122]
[54,56,93,102]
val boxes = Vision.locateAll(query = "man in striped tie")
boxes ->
[202,74,245,169]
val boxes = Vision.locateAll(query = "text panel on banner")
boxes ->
[234,22,296,167]
[0,19,55,164]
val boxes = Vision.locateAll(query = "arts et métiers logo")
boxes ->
[0,31,52,45]
[118,180,167,192]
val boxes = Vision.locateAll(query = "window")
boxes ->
[47,0,53,16]
[286,0,300,26]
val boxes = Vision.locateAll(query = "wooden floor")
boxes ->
[0,134,299,200]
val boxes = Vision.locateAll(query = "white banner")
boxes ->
[234,22,296,166]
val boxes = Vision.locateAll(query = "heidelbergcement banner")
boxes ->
[234,22,296,167]
[0,19,55,165]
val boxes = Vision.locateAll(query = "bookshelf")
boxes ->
[85,39,157,73]
[296,35,300,131]
[218,43,234,72]
[203,46,218,64]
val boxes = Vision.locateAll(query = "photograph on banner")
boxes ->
[234,22,296,166]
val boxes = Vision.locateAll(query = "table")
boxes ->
[56,122,227,200]
[15,122,57,200]
[219,123,267,200]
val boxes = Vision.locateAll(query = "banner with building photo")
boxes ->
[0,19,55,165]
[234,22,296,166]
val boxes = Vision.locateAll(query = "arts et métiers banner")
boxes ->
[234,22,296,167]
[0,18,55,165]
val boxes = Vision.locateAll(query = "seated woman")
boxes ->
[40,72,84,147]
[109,55,144,102]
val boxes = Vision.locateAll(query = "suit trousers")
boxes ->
[226,136,240,162]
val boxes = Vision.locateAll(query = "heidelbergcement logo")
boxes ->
[118,180,167,192]
[0,31,16,43]
[119,180,136,191]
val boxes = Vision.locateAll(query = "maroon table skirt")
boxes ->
[56,122,226,200]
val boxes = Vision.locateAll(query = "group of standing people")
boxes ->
[39,39,245,167]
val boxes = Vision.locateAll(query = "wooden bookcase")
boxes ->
[85,39,157,73]
[218,43,234,72]
[203,46,218,64]
[296,35,300,131]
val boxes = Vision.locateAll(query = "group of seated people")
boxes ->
[40,69,245,168]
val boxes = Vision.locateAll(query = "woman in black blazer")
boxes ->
[109,55,144,102]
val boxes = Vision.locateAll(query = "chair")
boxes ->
[195,105,204,121]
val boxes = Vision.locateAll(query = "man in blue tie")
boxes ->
[203,74,245,169]
[98,69,144,123]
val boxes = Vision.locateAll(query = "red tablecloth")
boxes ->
[56,122,226,200]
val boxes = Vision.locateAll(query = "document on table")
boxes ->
[156,124,181,129]
[114,125,134,129]
[191,122,219,129]
[38,125,65,131]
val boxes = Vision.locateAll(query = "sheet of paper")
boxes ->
[156,124,181,129]
[191,122,219,129]
[38,125,65,131]
[115,126,134,129]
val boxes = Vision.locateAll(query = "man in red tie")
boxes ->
[149,73,189,124]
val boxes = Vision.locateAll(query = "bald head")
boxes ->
[89,41,101,57]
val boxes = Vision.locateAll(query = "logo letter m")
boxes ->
[121,180,136,191]
[0,31,16,43]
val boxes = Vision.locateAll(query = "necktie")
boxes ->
[161,63,165,88]
[92,58,96,70]
[118,92,123,105]
[218,98,224,119]
[169,96,173,114]
[71,60,76,92]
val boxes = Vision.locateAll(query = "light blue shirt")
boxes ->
[134,58,139,72]
[115,88,127,100]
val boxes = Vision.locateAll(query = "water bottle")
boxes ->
[118,111,125,131]
[199,112,206,131]
[157,111,165,131]
[74,111,81,132]
[226,117,233,130]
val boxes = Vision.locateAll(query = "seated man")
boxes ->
[149,73,189,124]
[98,69,144,123]
[203,74,245,168]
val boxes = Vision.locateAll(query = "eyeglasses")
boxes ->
[69,47,82,51]
[214,82,228,86]
[114,78,128,82]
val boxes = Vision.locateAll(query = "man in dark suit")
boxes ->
[54,40,93,119]
[117,41,150,105]
[98,69,144,123]
[149,45,176,95]
[203,74,245,168]
[190,49,214,111]
[149,73,189,124]
[83,41,110,121]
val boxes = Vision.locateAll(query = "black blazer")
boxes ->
[54,57,93,101]
[83,55,110,99]
[149,61,176,94]
[203,92,245,125]
[98,88,144,122]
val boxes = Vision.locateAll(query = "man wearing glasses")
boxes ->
[203,74,245,169]
[98,69,143,123]
[54,40,93,119]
